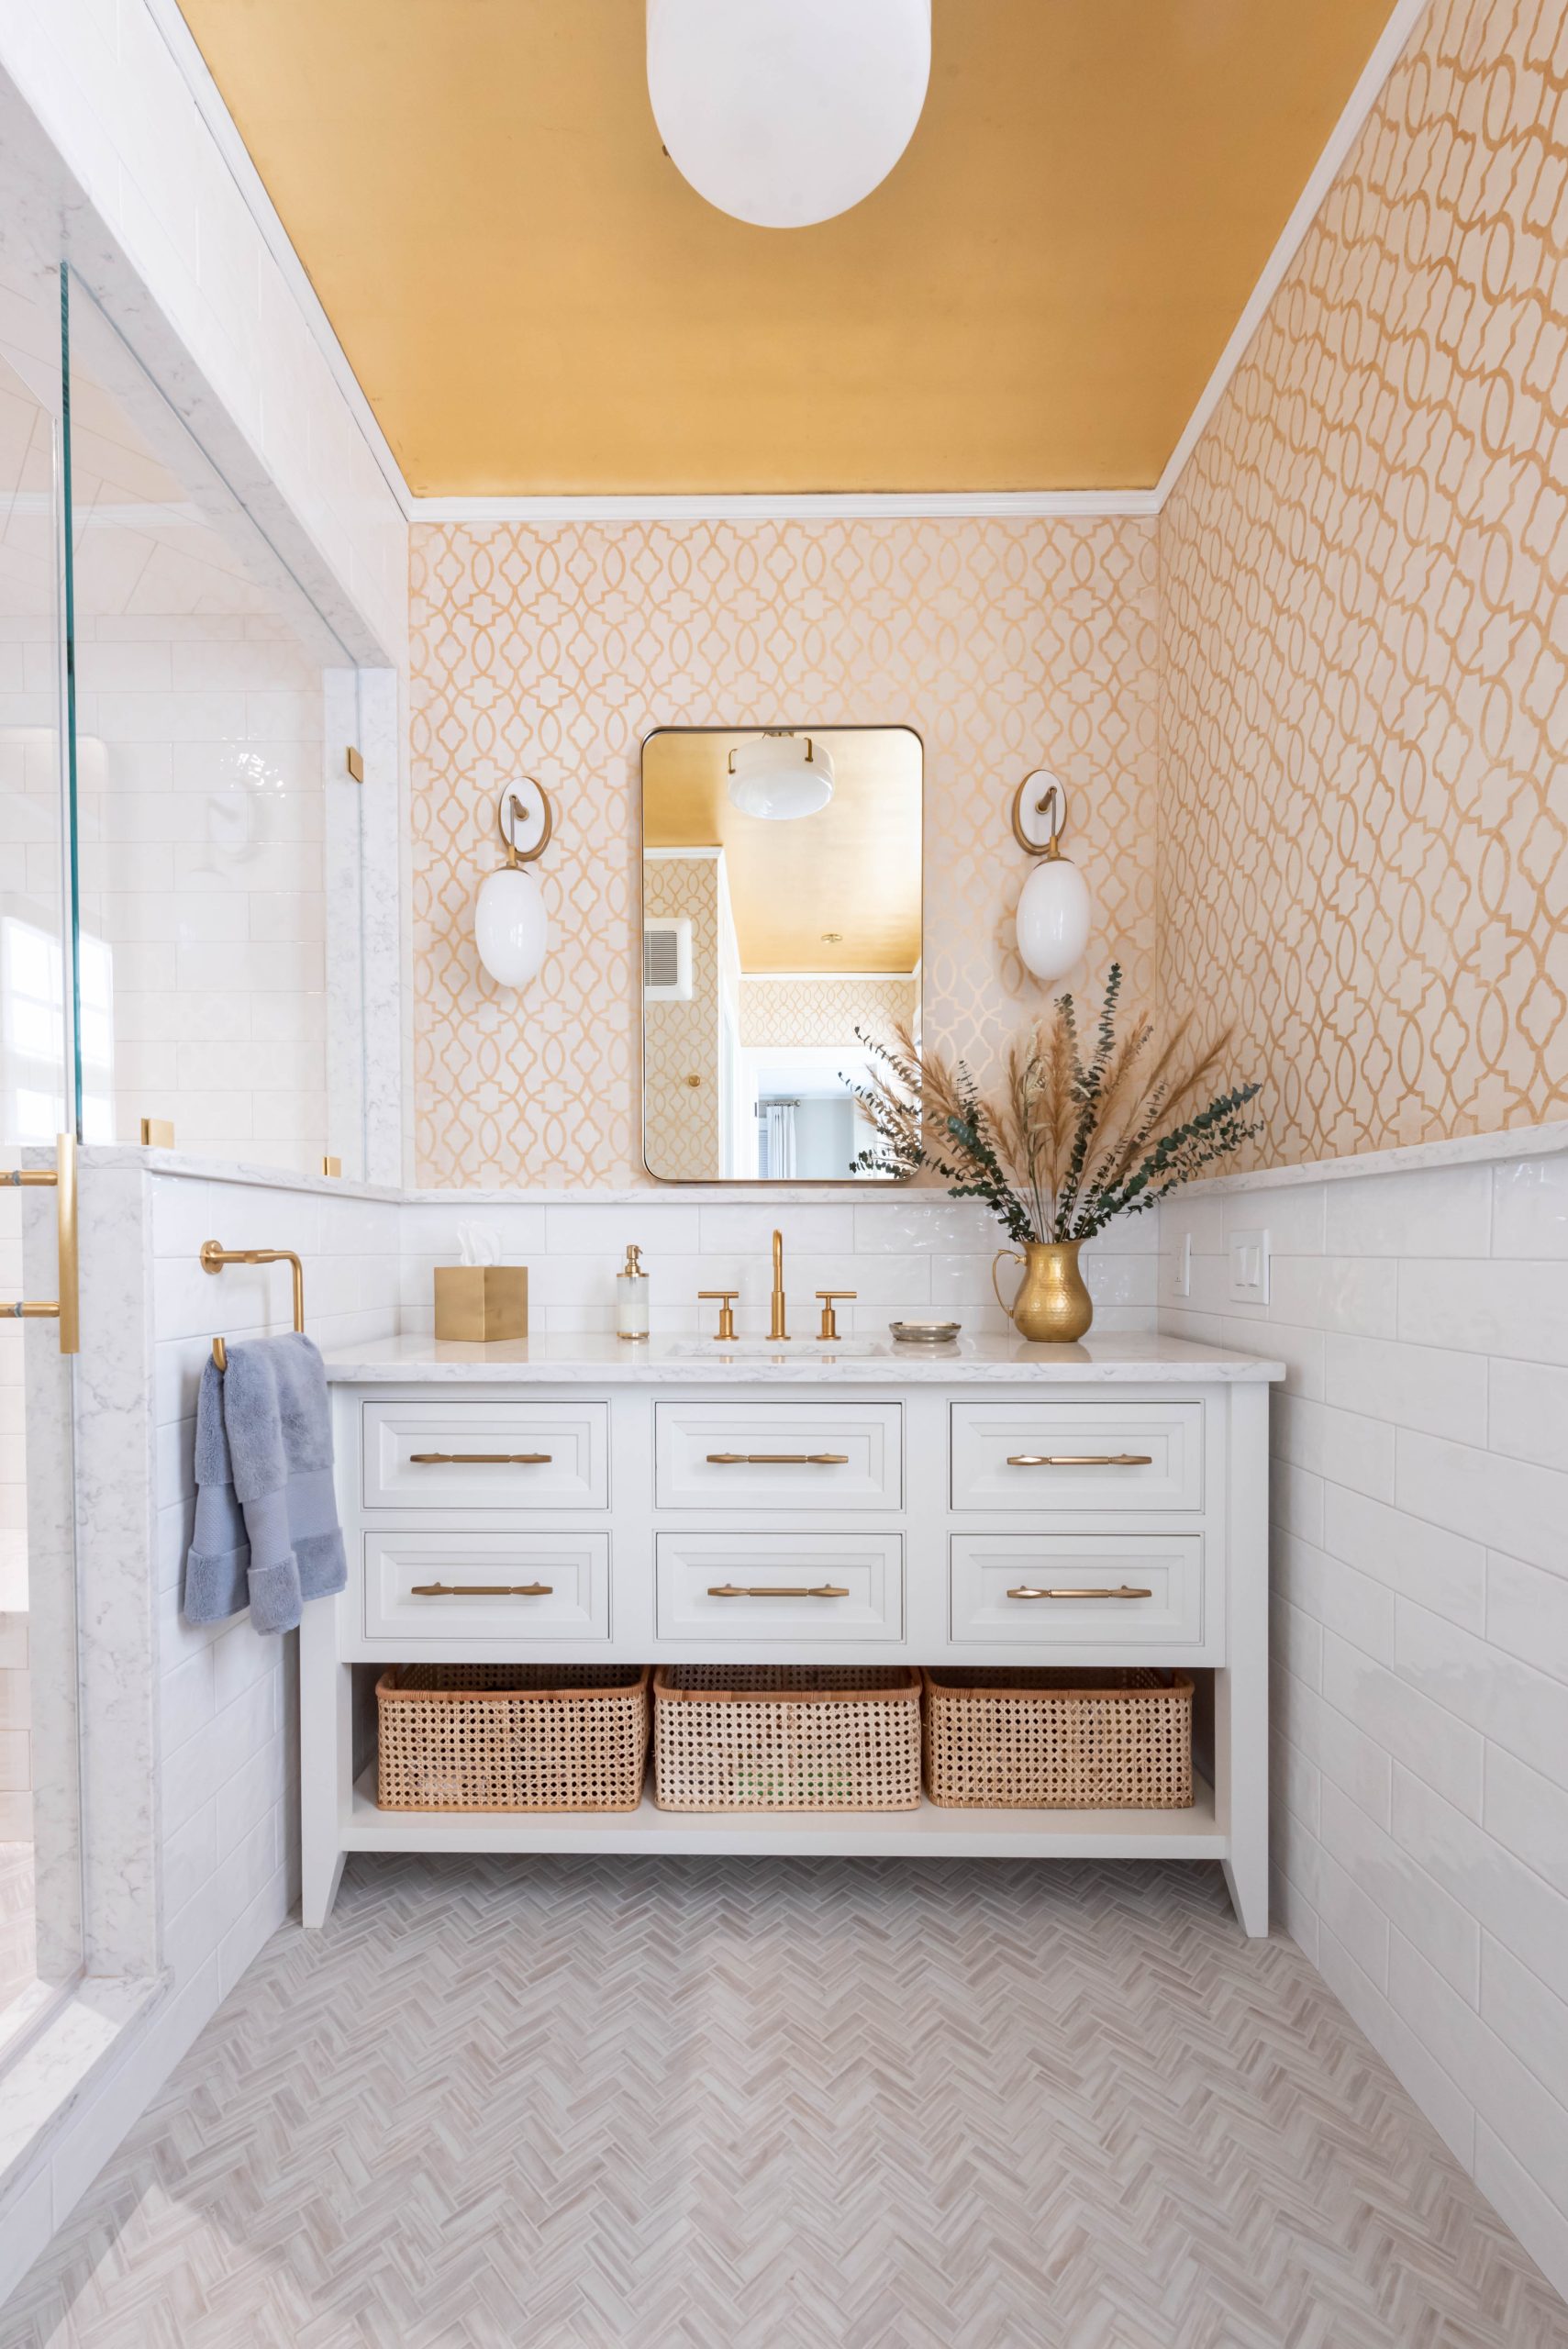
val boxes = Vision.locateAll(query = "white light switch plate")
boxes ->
[1228,1228,1271,1305]
[1169,1231,1192,1298]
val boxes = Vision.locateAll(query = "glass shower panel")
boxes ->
[63,273,355,1173]
[0,257,70,2017]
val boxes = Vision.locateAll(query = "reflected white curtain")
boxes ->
[761,1101,796,1178]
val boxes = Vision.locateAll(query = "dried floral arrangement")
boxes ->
[850,963,1262,1244]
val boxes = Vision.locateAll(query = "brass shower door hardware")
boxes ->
[1005,1453,1152,1468]
[201,1241,305,1370]
[815,1288,857,1340]
[698,1289,739,1341]
[2,1131,79,1354]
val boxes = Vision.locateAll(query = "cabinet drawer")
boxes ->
[950,1401,1202,1513]
[656,1531,903,1642]
[950,1533,1203,1648]
[362,1401,608,1509]
[654,1402,902,1511]
[363,1531,609,1642]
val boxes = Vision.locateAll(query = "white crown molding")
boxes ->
[141,0,1429,529]
[143,0,415,523]
[1152,0,1431,507]
[409,488,1162,523]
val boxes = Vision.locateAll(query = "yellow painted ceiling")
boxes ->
[644,729,921,973]
[176,0,1395,495]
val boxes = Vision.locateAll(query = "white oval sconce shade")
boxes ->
[727,732,835,820]
[647,0,930,228]
[1011,771,1092,983]
[474,780,553,987]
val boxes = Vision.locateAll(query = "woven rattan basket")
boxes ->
[375,1664,651,1812]
[922,1667,1194,1809]
[653,1665,922,1812]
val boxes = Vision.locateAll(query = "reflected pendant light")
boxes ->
[647,0,931,229]
[474,780,553,986]
[1012,771,1092,983]
[726,732,835,820]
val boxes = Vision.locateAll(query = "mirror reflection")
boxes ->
[641,726,922,1182]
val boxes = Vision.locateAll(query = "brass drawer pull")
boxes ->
[1005,1453,1152,1468]
[1006,1584,1153,1601]
[707,1583,851,1599]
[705,1453,850,1466]
[410,1581,553,1597]
[408,1452,552,1465]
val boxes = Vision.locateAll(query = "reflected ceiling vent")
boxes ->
[644,917,695,999]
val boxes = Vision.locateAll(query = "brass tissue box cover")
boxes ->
[434,1266,528,1341]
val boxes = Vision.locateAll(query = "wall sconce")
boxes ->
[474,779,553,987]
[1010,769,1091,983]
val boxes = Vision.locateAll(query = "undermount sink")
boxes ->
[663,1337,890,1360]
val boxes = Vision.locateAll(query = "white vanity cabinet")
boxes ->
[301,1335,1282,1935]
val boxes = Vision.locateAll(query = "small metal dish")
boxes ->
[889,1319,962,1345]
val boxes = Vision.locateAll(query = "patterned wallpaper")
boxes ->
[409,519,1158,1186]
[1159,0,1568,1167]
[739,978,918,1052]
[643,856,720,1181]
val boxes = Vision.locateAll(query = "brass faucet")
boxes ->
[769,1228,790,1341]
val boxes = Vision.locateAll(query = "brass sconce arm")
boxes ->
[1010,770,1068,860]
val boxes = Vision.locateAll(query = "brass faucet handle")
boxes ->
[815,1288,858,1341]
[697,1288,740,1341]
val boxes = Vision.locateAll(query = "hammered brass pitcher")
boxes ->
[992,1240,1093,1343]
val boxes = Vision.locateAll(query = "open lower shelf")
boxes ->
[347,1765,1225,1859]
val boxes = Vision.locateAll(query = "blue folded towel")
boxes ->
[183,1333,346,1634]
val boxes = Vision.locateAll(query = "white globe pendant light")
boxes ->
[727,732,835,821]
[474,781,553,987]
[1011,772,1092,984]
[647,0,930,229]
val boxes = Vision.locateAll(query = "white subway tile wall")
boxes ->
[1161,1148,1568,2300]
[73,616,330,1171]
[395,1194,1162,1341]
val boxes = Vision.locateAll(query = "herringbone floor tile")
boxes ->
[4,1856,1565,2347]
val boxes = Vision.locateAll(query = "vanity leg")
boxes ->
[1218,1384,1270,1937]
[300,1598,350,1929]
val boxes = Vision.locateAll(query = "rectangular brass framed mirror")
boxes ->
[640,725,922,1183]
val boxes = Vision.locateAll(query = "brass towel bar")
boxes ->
[201,1241,305,1370]
[1006,1453,1152,1468]
[2,1132,78,1354]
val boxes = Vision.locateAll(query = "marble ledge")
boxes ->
[78,1116,1568,1214]
[319,1331,1285,1386]
[1183,1115,1568,1198]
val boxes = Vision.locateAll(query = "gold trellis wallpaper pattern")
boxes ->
[739,978,918,1052]
[642,856,720,1181]
[1159,0,1568,1167]
[410,519,1157,1186]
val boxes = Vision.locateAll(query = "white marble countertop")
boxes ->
[319,1331,1285,1385]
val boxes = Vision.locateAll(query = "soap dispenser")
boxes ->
[617,1243,650,1341]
